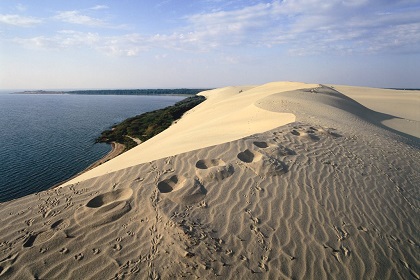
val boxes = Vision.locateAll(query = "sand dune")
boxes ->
[60,82,317,187]
[333,85,420,139]
[0,82,419,279]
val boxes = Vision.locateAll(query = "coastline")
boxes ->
[1,82,419,279]
[56,95,205,190]
[84,142,126,171]
[51,141,125,189]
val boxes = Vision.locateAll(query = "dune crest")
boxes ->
[0,82,419,279]
[60,82,318,187]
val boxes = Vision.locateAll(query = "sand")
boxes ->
[0,82,419,279]
[59,82,318,186]
[332,85,420,139]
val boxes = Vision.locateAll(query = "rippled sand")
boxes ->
[1,82,418,279]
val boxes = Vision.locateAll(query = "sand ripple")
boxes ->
[0,83,418,279]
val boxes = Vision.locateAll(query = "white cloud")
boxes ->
[12,30,148,57]
[8,0,420,57]
[52,9,128,29]
[96,33,149,56]
[90,5,109,10]
[54,11,105,27]
[0,14,42,27]
[179,0,420,54]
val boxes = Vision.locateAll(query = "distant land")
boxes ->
[12,88,211,95]
[11,87,420,96]
[387,88,420,91]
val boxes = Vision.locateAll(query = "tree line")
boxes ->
[96,95,206,150]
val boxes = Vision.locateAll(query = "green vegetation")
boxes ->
[96,95,206,150]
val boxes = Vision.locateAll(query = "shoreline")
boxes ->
[1,82,419,279]
[85,142,126,171]
[56,95,205,189]
[51,141,125,189]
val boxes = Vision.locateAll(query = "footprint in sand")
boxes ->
[311,126,342,138]
[22,217,71,248]
[275,145,296,156]
[237,149,287,177]
[291,129,301,136]
[59,247,69,254]
[157,175,185,193]
[253,141,296,157]
[0,253,18,277]
[75,188,133,228]
[253,141,269,148]
[22,230,56,248]
[86,188,133,208]
[237,149,262,163]
[195,159,234,182]
[50,219,70,231]
[22,234,38,248]
[292,125,342,141]
[74,253,84,261]
[291,128,320,141]
[157,175,206,205]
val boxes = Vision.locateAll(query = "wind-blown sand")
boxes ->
[332,85,420,139]
[0,82,419,279]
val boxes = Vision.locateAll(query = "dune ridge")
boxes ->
[60,82,318,187]
[333,85,420,139]
[0,82,419,279]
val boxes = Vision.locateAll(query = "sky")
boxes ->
[1,0,420,90]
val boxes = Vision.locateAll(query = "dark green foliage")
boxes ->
[96,95,206,150]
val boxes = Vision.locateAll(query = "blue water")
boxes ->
[0,93,185,202]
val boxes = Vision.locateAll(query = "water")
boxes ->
[0,93,185,202]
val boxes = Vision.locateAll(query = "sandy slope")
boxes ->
[333,85,420,138]
[60,82,318,187]
[0,82,419,279]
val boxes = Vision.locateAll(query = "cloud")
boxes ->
[180,0,420,54]
[54,10,105,27]
[8,0,420,57]
[0,14,42,27]
[90,5,109,10]
[52,9,128,29]
[12,30,148,57]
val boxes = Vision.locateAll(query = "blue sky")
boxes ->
[1,0,419,89]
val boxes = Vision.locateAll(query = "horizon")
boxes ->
[1,1,420,89]
[0,87,213,92]
[2,83,420,94]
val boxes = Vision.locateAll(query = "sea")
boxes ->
[0,92,185,203]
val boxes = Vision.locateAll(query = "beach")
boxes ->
[0,82,419,279]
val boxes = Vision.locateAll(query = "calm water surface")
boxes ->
[0,93,184,202]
